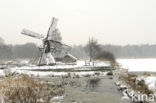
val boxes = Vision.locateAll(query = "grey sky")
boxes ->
[0,0,156,45]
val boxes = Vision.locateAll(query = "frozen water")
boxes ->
[117,59,156,72]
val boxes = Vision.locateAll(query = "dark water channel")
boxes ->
[80,77,121,95]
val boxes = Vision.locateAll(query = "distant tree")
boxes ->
[100,44,156,58]
[70,45,87,59]
[85,38,101,61]
[0,45,12,59]
[0,37,12,59]
[12,43,38,59]
[0,37,4,45]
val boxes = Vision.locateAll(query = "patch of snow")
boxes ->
[74,71,95,77]
[0,70,4,76]
[52,96,64,100]
[76,60,85,66]
[14,70,67,77]
[19,60,29,64]
[137,76,156,90]
[120,84,127,89]
[95,60,110,67]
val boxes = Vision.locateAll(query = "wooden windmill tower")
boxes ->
[21,17,70,65]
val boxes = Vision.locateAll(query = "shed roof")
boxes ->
[64,53,77,60]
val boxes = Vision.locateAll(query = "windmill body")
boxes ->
[21,17,69,65]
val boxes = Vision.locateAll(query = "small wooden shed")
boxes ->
[62,53,77,63]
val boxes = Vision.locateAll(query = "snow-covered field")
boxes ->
[117,59,156,72]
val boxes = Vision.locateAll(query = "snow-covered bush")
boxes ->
[119,73,153,95]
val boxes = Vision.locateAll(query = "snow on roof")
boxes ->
[64,53,77,60]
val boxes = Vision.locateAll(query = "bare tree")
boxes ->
[85,37,101,62]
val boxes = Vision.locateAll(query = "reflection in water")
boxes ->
[86,78,101,90]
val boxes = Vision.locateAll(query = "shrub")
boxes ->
[107,71,113,76]
[0,74,64,103]
[84,74,91,77]
[95,51,116,63]
[95,72,100,76]
[75,75,80,78]
[119,73,152,95]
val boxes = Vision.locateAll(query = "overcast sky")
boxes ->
[0,0,156,46]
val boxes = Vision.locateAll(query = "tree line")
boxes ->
[1,36,156,59]
[0,43,38,59]
[70,44,156,59]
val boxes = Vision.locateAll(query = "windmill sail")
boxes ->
[46,18,71,47]
[21,29,44,39]
[47,17,58,40]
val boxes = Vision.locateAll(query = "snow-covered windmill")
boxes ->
[21,17,71,66]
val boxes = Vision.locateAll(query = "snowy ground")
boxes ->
[137,76,156,90]
[0,60,111,77]
[117,58,156,72]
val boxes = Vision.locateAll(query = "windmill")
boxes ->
[21,17,70,66]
